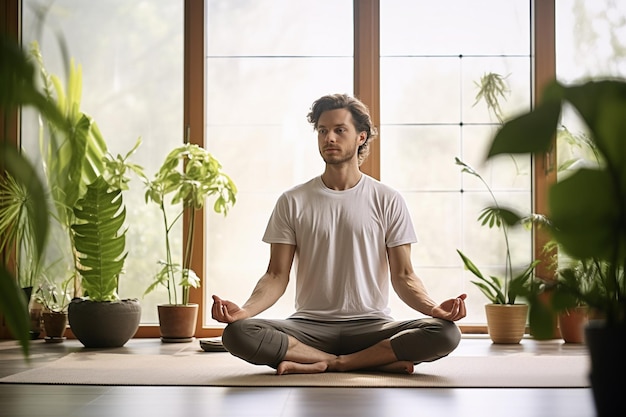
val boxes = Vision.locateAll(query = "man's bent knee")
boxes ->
[221,319,287,368]
[390,318,462,363]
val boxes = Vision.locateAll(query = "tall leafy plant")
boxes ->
[455,158,541,304]
[71,138,146,302]
[144,144,237,305]
[31,41,109,296]
[457,72,541,305]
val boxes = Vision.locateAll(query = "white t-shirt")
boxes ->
[262,174,418,321]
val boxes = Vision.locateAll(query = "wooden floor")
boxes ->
[0,335,596,417]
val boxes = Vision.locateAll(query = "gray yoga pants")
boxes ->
[221,317,461,369]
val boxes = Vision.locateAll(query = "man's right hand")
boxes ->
[211,295,249,323]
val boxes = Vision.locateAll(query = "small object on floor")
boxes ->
[44,336,66,344]
[199,337,227,352]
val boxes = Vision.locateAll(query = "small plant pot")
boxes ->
[485,303,528,344]
[157,304,198,342]
[558,306,588,344]
[42,311,68,341]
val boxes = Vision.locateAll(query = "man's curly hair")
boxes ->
[307,93,378,166]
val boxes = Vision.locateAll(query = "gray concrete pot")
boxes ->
[68,298,141,348]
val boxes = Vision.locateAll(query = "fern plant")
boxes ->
[71,176,127,302]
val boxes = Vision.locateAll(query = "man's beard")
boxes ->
[320,146,358,165]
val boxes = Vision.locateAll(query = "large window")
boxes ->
[14,0,626,335]
[379,0,532,323]
[203,0,532,327]
[21,0,184,324]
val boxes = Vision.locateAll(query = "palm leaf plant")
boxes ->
[0,171,43,290]
[144,143,237,306]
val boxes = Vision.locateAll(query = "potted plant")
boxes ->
[30,42,147,348]
[455,158,541,343]
[67,173,142,348]
[34,277,72,341]
[554,259,601,343]
[486,78,626,417]
[144,143,237,342]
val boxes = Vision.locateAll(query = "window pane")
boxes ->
[380,0,529,56]
[556,0,626,144]
[380,0,532,324]
[22,0,184,324]
[204,0,353,326]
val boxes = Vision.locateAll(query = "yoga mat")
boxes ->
[0,350,590,388]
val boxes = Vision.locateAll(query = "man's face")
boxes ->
[316,108,366,165]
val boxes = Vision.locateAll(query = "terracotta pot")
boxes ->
[558,306,588,343]
[157,304,198,342]
[485,303,528,344]
[42,311,68,339]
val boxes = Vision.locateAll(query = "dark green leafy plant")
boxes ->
[144,143,237,305]
[486,79,626,337]
[1,32,69,356]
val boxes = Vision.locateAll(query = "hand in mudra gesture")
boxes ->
[211,295,250,323]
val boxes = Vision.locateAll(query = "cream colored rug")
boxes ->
[0,350,590,387]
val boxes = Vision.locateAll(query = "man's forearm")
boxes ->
[391,274,438,316]
[241,273,288,317]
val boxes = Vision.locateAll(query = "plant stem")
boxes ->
[477,174,514,303]
[161,200,175,305]
[182,207,196,306]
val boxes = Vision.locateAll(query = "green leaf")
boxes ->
[527,296,555,340]
[487,99,561,158]
[72,177,127,302]
[549,169,620,260]
[0,265,30,357]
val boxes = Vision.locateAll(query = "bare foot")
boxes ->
[276,361,328,375]
[365,361,414,374]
